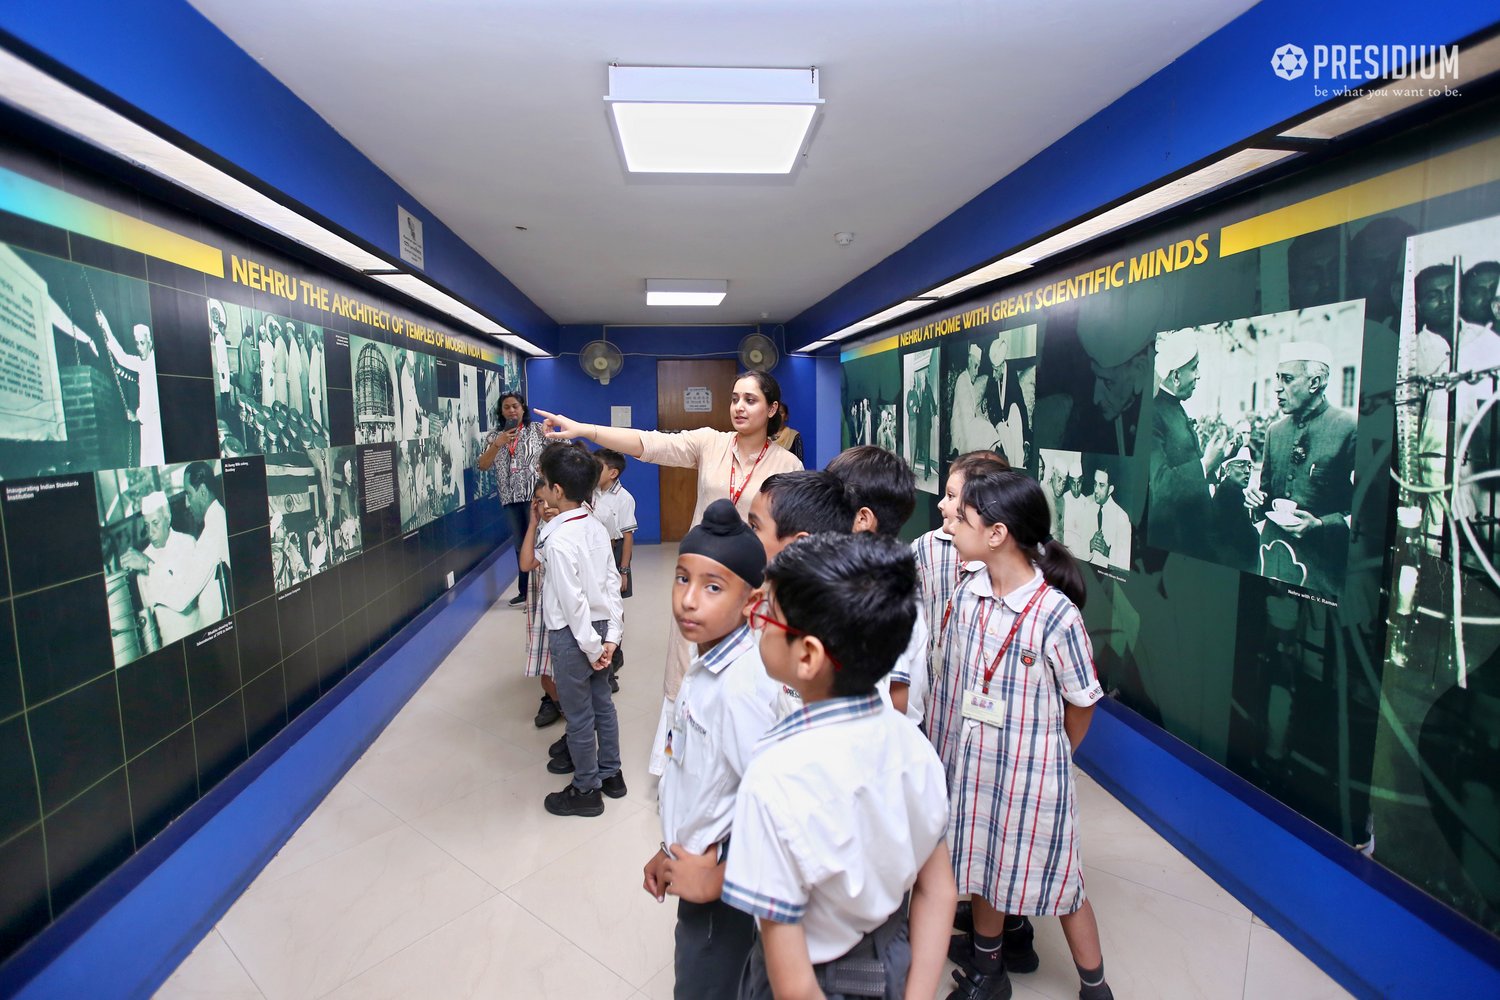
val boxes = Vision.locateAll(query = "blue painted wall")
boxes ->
[525,325,824,543]
[789,0,1500,346]
[0,0,559,349]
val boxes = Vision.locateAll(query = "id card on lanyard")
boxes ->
[960,584,1046,727]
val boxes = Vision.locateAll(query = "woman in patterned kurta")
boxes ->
[938,468,1114,1000]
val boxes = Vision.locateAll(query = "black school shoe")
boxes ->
[544,782,603,817]
[547,747,575,774]
[534,695,562,728]
[508,594,527,607]
[601,771,627,799]
[946,967,1012,1000]
[548,734,569,758]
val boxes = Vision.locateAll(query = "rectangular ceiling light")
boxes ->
[646,278,728,306]
[606,65,822,174]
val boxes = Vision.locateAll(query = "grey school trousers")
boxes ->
[674,897,756,1000]
[548,622,621,792]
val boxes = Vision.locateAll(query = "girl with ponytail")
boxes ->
[931,469,1114,1000]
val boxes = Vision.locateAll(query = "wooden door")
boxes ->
[657,359,738,542]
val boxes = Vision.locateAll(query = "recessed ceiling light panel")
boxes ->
[646,278,728,306]
[606,65,822,175]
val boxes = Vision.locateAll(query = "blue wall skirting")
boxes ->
[1076,699,1500,999]
[0,542,518,1000]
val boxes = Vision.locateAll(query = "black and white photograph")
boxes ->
[1032,292,1158,456]
[1392,214,1500,561]
[902,347,940,492]
[458,362,493,499]
[351,336,405,444]
[1039,448,1134,573]
[211,301,330,457]
[398,419,465,535]
[483,366,500,434]
[0,244,160,478]
[1147,301,1365,593]
[875,402,897,453]
[839,349,899,451]
[941,323,1037,468]
[264,446,363,591]
[95,459,232,668]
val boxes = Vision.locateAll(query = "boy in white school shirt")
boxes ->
[536,442,625,817]
[641,499,779,1000]
[724,533,956,1000]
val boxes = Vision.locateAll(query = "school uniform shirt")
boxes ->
[887,607,931,723]
[591,482,638,541]
[770,610,928,725]
[932,567,1102,916]
[722,693,948,964]
[659,624,781,855]
[913,527,977,729]
[537,508,623,662]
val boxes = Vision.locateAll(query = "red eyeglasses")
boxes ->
[748,598,843,671]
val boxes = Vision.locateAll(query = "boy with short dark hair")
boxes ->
[536,442,625,817]
[725,533,956,1000]
[642,499,778,1000]
[825,445,930,721]
[746,470,856,561]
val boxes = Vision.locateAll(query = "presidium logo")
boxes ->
[1271,43,1308,80]
[1270,42,1460,98]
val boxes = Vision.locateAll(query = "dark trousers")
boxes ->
[502,500,531,597]
[547,623,621,792]
[674,898,756,1000]
[738,907,910,999]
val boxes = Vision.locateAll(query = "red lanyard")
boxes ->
[974,584,1047,695]
[728,440,771,507]
[936,558,973,646]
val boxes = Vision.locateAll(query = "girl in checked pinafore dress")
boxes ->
[520,488,556,687]
[934,468,1114,1000]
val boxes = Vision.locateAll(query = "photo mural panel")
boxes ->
[0,134,522,962]
[839,102,1500,936]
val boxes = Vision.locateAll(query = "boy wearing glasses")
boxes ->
[725,533,956,1000]
[642,500,778,1000]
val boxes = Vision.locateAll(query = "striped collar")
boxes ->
[759,692,885,745]
[694,623,757,676]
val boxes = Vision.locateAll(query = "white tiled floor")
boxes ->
[156,544,1351,1000]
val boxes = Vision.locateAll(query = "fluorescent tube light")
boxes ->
[1281,34,1500,141]
[646,278,728,307]
[606,66,822,174]
[0,47,394,274]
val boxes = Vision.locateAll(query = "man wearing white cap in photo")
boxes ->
[1148,329,1226,560]
[119,491,210,646]
[984,333,1028,466]
[1244,341,1357,593]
